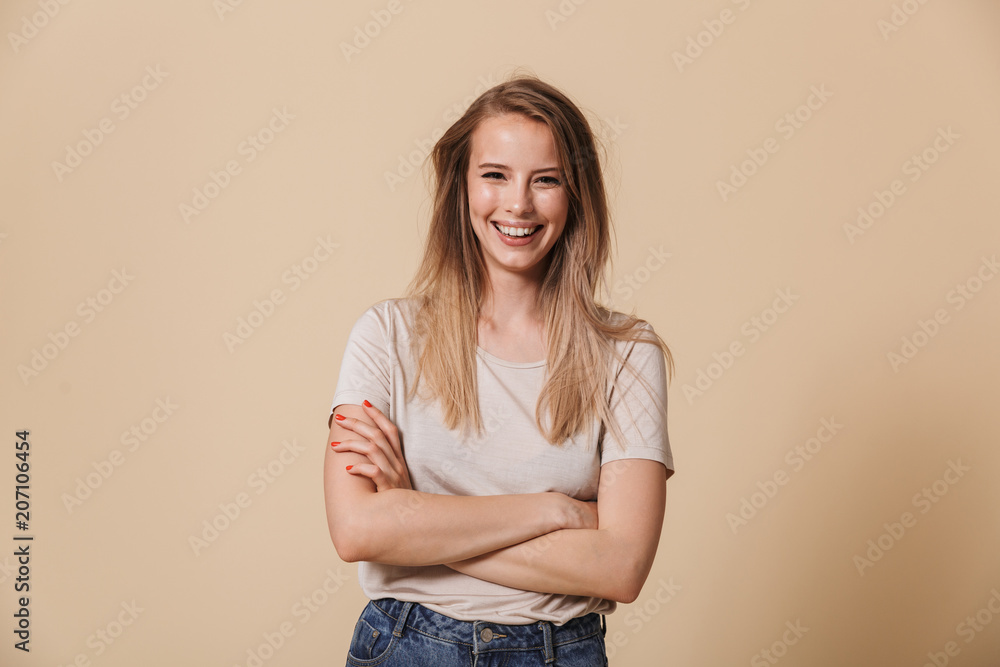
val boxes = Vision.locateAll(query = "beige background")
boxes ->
[2,1,999,665]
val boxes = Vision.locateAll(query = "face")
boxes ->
[466,114,570,283]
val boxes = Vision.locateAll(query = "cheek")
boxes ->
[467,183,496,216]
[541,192,570,223]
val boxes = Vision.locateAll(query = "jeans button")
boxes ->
[480,627,494,642]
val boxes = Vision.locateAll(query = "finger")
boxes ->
[333,412,398,467]
[345,462,395,490]
[360,401,405,467]
[331,440,398,483]
[336,407,410,487]
[360,400,406,464]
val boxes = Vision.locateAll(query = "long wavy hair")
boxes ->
[403,74,675,450]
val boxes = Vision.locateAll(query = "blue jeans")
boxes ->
[345,598,609,666]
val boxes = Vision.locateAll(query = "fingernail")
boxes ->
[346,465,354,471]
[363,399,372,408]
[330,442,340,447]
[334,414,345,421]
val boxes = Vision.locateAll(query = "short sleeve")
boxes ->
[600,323,674,478]
[329,304,392,425]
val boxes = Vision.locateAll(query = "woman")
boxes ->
[324,75,675,666]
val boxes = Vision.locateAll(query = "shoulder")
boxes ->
[605,309,658,348]
[604,307,655,330]
[347,297,422,349]
[603,310,665,377]
[352,297,420,326]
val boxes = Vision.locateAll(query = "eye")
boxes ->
[537,176,561,186]
[482,172,504,180]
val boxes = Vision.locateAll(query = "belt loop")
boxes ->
[600,614,607,637]
[392,601,414,638]
[539,620,555,664]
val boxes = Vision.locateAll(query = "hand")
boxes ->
[554,494,599,531]
[332,401,413,492]
[445,496,599,574]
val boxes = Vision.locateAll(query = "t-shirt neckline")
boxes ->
[476,345,547,369]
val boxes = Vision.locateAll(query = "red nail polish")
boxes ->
[363,399,372,408]
[334,414,345,421]
[330,442,340,447]
[346,465,354,471]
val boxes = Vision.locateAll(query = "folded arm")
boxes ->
[444,458,668,603]
[323,403,597,566]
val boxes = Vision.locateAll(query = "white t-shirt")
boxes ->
[329,297,674,625]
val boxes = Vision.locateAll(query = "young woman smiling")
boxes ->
[324,75,675,667]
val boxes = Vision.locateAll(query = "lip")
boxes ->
[491,221,541,246]
[493,220,541,229]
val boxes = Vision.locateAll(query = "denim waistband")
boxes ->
[369,597,605,661]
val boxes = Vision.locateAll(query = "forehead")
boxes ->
[469,114,560,161]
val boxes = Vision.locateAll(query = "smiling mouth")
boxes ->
[492,222,541,238]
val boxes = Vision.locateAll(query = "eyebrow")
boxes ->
[477,163,561,174]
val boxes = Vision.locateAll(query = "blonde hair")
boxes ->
[403,74,675,450]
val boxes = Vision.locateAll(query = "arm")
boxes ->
[444,458,668,603]
[323,402,597,566]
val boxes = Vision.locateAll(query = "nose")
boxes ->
[505,180,534,215]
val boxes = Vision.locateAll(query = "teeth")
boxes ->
[495,223,539,238]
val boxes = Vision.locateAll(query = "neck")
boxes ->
[479,268,546,329]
